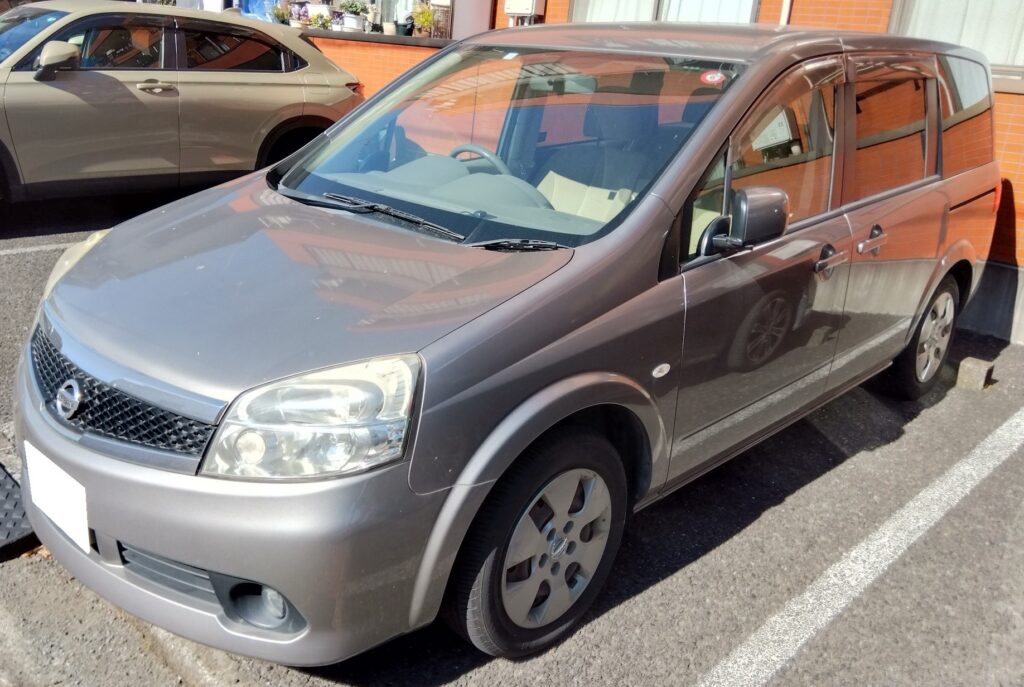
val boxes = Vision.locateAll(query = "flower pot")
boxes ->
[289,19,304,28]
[413,25,429,37]
[331,22,343,31]
[382,21,397,35]
[342,13,364,31]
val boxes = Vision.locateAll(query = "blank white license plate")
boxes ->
[25,442,90,553]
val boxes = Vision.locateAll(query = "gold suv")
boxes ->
[0,0,359,202]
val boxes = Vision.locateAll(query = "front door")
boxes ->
[827,55,945,391]
[668,57,851,482]
[3,13,179,188]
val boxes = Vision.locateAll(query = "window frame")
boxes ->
[173,18,297,73]
[568,0,761,23]
[677,55,847,273]
[14,12,176,72]
[840,52,940,210]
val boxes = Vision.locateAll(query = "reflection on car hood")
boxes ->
[45,175,572,406]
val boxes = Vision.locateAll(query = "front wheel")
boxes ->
[446,428,627,657]
[882,276,959,400]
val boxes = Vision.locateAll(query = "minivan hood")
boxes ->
[45,176,571,408]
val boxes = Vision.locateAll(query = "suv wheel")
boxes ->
[446,427,627,657]
[883,276,959,400]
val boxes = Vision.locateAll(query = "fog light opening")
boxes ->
[228,582,293,630]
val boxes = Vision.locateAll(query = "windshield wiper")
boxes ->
[471,238,570,252]
[322,192,465,242]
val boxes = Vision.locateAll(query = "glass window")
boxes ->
[0,6,67,65]
[937,56,993,176]
[894,0,1024,67]
[68,24,164,70]
[278,47,742,247]
[729,61,840,224]
[184,31,283,71]
[851,78,928,201]
[571,0,754,22]
[685,150,727,259]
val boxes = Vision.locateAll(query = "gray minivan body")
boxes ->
[14,23,998,665]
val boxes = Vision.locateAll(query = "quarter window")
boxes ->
[183,31,284,71]
[937,56,993,177]
[850,78,928,201]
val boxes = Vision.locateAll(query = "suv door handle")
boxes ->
[856,224,887,256]
[813,244,848,277]
[137,81,175,93]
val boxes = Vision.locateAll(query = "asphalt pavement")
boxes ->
[1,193,1023,687]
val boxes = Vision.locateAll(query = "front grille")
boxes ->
[120,544,218,604]
[30,329,216,457]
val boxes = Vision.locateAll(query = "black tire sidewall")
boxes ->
[465,429,627,656]
[888,276,960,399]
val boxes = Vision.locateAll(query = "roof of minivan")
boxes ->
[470,22,987,66]
[26,0,303,43]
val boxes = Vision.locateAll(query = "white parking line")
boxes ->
[0,242,77,257]
[698,405,1024,687]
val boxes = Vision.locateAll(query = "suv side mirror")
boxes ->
[713,186,789,252]
[34,41,81,82]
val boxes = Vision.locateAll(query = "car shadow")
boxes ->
[301,332,1009,686]
[1,190,191,240]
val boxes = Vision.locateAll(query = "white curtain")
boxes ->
[900,0,1024,66]
[659,0,755,22]
[571,0,659,22]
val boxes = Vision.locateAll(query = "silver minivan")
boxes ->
[14,23,998,665]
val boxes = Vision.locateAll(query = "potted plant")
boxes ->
[270,1,290,24]
[309,12,332,30]
[288,3,309,28]
[410,2,433,37]
[340,1,367,31]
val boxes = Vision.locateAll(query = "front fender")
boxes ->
[406,371,666,629]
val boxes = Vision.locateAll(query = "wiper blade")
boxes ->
[322,192,465,242]
[471,238,570,252]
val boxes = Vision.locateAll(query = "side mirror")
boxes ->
[34,41,81,82]
[713,186,789,252]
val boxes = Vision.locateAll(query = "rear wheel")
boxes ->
[446,427,627,657]
[882,276,959,400]
[261,127,324,167]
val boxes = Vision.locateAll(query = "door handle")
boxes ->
[137,81,175,93]
[813,244,848,277]
[856,224,887,256]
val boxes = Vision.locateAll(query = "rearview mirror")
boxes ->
[713,186,789,252]
[34,41,80,82]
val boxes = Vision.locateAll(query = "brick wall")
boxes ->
[309,37,440,97]
[494,0,571,29]
[756,0,891,31]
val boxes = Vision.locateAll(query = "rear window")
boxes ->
[938,56,993,177]
[183,30,284,71]
[851,78,928,201]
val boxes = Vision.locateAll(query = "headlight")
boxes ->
[201,355,420,480]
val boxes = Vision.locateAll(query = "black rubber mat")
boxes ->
[1,464,36,559]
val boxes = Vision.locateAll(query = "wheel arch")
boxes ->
[0,139,22,202]
[907,240,977,344]
[255,115,335,169]
[406,372,665,630]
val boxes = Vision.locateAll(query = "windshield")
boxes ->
[280,46,742,246]
[0,6,66,64]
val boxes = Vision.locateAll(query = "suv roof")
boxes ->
[471,22,987,66]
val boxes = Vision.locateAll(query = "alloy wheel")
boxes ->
[915,291,955,383]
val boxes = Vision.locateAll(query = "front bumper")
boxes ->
[13,353,448,666]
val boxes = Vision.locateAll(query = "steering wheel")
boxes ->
[449,144,513,176]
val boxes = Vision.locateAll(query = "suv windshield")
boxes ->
[279,46,742,246]
[0,6,66,64]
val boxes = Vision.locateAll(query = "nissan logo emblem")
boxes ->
[55,379,83,420]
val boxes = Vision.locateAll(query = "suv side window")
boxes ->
[18,14,167,70]
[683,58,842,260]
[183,30,284,72]
[850,77,928,200]
[937,56,993,177]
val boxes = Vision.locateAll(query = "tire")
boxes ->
[727,290,794,371]
[881,276,959,400]
[446,427,627,657]
[261,127,324,167]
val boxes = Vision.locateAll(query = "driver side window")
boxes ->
[683,57,842,262]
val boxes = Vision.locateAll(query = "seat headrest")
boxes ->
[130,27,155,52]
[583,91,658,143]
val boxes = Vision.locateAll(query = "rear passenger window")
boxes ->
[184,31,284,71]
[728,58,842,224]
[851,78,928,200]
[938,56,993,177]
